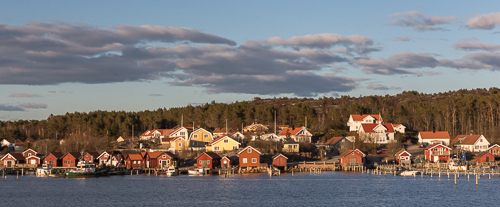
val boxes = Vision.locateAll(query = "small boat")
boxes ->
[36,164,53,176]
[188,168,205,175]
[166,166,177,176]
[400,170,420,176]
[65,161,103,178]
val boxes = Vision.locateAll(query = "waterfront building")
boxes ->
[487,144,500,156]
[418,131,451,146]
[477,151,495,163]
[424,144,451,162]
[42,152,64,167]
[22,149,37,158]
[1,152,25,167]
[196,152,221,169]
[339,149,366,168]
[238,146,262,168]
[395,149,412,165]
[145,151,178,168]
[451,134,490,152]
[220,156,232,168]
[126,154,143,168]
[62,152,81,167]
[272,154,288,167]
[80,152,100,164]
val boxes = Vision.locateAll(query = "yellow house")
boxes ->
[206,136,241,152]
[170,137,186,153]
[188,128,214,148]
[283,140,299,153]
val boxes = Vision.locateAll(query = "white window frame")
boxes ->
[178,143,182,147]
[224,139,229,144]
[214,146,220,151]
[194,134,198,138]
[243,158,247,163]
[252,158,257,163]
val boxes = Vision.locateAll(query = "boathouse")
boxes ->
[126,154,143,168]
[238,146,262,168]
[272,154,288,167]
[146,151,178,168]
[25,155,41,165]
[43,152,64,167]
[62,152,81,167]
[221,156,232,168]
[1,153,25,168]
[424,144,451,162]
[487,144,500,156]
[80,152,100,164]
[477,151,495,163]
[22,149,37,158]
[395,149,412,165]
[196,152,221,169]
[339,149,366,168]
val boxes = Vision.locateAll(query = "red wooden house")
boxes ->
[80,152,100,164]
[487,144,500,156]
[22,149,37,158]
[126,154,143,168]
[26,155,41,165]
[145,151,179,169]
[1,153,25,168]
[62,152,81,167]
[238,146,262,168]
[43,152,64,167]
[424,144,451,162]
[477,151,495,163]
[196,152,221,169]
[395,149,412,165]
[272,154,288,167]
[340,149,366,167]
[221,156,232,168]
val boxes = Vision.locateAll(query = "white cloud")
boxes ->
[265,33,373,48]
[389,11,456,31]
[467,12,500,30]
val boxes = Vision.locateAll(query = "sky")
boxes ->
[1,1,500,121]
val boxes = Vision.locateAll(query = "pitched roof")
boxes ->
[127,154,143,161]
[65,152,81,159]
[395,149,411,157]
[82,152,100,159]
[340,149,366,158]
[477,151,491,157]
[46,152,64,159]
[22,148,37,155]
[161,138,173,143]
[451,135,483,145]
[350,114,382,122]
[424,143,451,150]
[487,144,500,150]
[164,151,179,159]
[272,154,288,160]
[278,127,304,136]
[213,128,232,134]
[419,131,450,139]
[238,146,262,155]
[147,151,165,159]
[360,123,395,133]
[140,129,172,137]
[206,136,240,147]
[1,153,25,161]
[284,140,299,145]
[197,152,221,160]
[324,137,345,145]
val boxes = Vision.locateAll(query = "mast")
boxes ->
[274,110,276,134]
[181,114,184,127]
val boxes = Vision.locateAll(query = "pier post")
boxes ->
[17,171,18,179]
[22,168,23,176]
[131,170,133,175]
[468,172,470,181]
[454,172,457,185]
[292,169,294,177]
[476,173,478,186]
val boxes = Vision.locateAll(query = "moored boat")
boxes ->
[166,166,178,176]
[36,164,53,176]
[65,161,104,178]
[188,168,205,175]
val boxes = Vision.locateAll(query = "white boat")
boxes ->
[400,170,420,176]
[36,164,53,176]
[188,168,205,175]
[166,166,177,176]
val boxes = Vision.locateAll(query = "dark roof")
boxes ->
[284,140,299,144]
[477,151,492,157]
[47,152,64,159]
[3,153,25,161]
[340,149,366,158]
[82,152,100,158]
[65,152,82,159]
[197,152,221,159]
[324,137,345,145]
[164,151,179,159]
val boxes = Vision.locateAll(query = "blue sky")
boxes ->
[2,1,500,121]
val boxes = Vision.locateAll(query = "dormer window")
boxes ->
[224,139,229,144]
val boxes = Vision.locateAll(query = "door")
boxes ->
[201,160,208,168]
[349,158,357,166]
[434,156,439,162]
[30,159,36,164]
[7,161,12,167]
[486,156,490,162]
[146,161,150,168]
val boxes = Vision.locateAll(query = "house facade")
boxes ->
[272,154,288,167]
[487,144,500,156]
[43,152,64,167]
[347,114,383,132]
[358,123,396,144]
[25,155,40,165]
[146,151,178,168]
[206,135,240,152]
[126,154,143,168]
[477,151,495,163]
[283,140,300,153]
[62,152,81,167]
[139,129,171,141]
[339,149,366,167]
[323,137,351,153]
[451,135,489,152]
[395,149,411,165]
[277,127,312,143]
[1,153,25,167]
[393,124,406,134]
[196,152,221,169]
[238,146,261,168]
[424,144,451,162]
[169,137,186,153]
[418,131,451,146]
[188,128,213,149]
[22,149,37,158]
[80,152,100,164]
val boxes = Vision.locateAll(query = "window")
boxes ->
[178,143,182,147]
[162,155,166,158]
[248,148,252,153]
[214,146,220,151]
[204,142,209,145]
[293,145,298,149]
[224,139,229,144]
[133,161,136,164]
[137,161,141,164]
[204,134,208,138]
[252,158,257,163]
[167,160,170,164]
[28,153,31,156]
[180,132,185,135]
[207,160,210,164]
[233,146,238,150]
[194,134,198,138]
[242,158,247,163]
[288,145,292,149]
[193,142,198,146]
[64,160,67,164]
[199,160,202,164]
[71,160,74,164]
[356,126,359,129]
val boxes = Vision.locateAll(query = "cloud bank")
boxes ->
[389,11,456,31]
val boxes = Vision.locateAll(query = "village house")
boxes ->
[168,126,193,143]
[276,125,289,134]
[347,114,383,132]
[424,144,451,162]
[126,154,143,168]
[477,151,495,163]
[62,152,81,167]
[339,149,366,168]
[277,127,312,143]
[169,137,186,153]
[206,135,240,152]
[213,128,232,138]
[230,131,245,143]
[251,133,281,142]
[145,151,178,168]
[238,146,262,168]
[139,129,172,141]
[0,138,16,151]
[25,155,40,165]
[451,134,490,152]
[324,137,351,153]
[418,131,451,146]
[487,144,500,156]
[1,153,25,168]
[272,154,288,168]
[392,124,406,134]
[22,149,37,158]
[283,140,300,153]
[243,122,269,133]
[187,128,213,150]
[42,152,64,167]
[196,152,221,169]
[80,152,100,164]
[395,149,412,165]
[358,123,396,144]
[220,156,233,168]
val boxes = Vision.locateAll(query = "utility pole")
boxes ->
[274,111,277,135]
[181,114,184,127]
[305,116,307,128]
[226,119,228,135]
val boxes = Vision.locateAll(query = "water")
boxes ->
[1,172,499,207]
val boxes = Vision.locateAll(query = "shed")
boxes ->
[126,154,143,168]
[221,156,232,168]
[196,152,221,169]
[238,146,262,168]
[62,152,81,167]
[42,152,64,167]
[272,154,288,167]
[395,149,412,165]
[477,151,495,163]
[1,153,25,168]
[26,155,41,165]
[339,149,366,168]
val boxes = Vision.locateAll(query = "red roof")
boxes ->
[1,153,25,161]
[197,152,221,159]
[340,149,366,158]
[127,154,143,161]
[278,127,303,136]
[360,123,395,133]
[47,152,64,159]
[419,131,450,139]
[238,146,262,155]
[451,135,482,145]
[424,143,451,150]
[351,114,382,122]
[395,149,411,157]
[65,152,81,159]
[324,137,345,145]
[140,129,172,137]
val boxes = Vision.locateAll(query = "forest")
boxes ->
[2,87,500,148]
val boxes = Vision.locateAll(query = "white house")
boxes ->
[277,127,312,143]
[451,135,490,152]
[358,123,395,144]
[393,124,406,134]
[418,131,450,146]
[139,129,171,141]
[347,114,383,132]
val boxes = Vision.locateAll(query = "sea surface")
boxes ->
[0,172,499,207]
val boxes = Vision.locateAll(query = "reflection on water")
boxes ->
[1,172,499,206]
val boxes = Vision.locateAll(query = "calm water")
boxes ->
[1,172,499,207]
